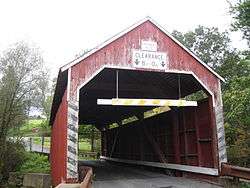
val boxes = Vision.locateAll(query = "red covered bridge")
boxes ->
[50,17,227,186]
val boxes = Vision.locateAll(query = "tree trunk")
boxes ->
[91,128,94,152]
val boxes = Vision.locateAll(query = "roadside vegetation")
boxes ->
[0,42,50,183]
[18,152,50,174]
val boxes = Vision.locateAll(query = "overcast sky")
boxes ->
[0,0,248,77]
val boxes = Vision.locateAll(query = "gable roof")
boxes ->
[60,17,224,82]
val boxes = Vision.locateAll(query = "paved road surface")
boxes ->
[79,160,222,188]
[23,137,50,154]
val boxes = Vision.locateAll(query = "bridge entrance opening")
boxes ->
[77,68,218,180]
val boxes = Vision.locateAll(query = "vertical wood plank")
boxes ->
[208,96,219,169]
[194,107,202,166]
[172,109,181,164]
[182,108,189,164]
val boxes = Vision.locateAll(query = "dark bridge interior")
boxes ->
[79,68,204,127]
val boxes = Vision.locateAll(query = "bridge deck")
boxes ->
[79,160,221,188]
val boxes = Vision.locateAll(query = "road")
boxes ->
[22,137,50,154]
[79,160,222,188]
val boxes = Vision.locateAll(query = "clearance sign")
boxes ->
[132,40,168,70]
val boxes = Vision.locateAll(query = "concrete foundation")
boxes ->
[22,173,51,188]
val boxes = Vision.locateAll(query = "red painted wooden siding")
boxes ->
[69,20,220,105]
[51,89,68,186]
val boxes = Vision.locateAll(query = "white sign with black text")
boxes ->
[141,40,157,51]
[132,49,168,70]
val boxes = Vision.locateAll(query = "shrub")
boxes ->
[19,152,50,173]
[241,182,250,188]
[0,141,26,183]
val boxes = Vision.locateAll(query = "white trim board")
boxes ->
[76,66,106,101]
[67,67,71,101]
[60,17,224,82]
[100,156,219,176]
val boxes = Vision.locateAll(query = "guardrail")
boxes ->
[79,151,97,159]
[221,163,250,181]
[79,167,93,188]
[55,167,93,188]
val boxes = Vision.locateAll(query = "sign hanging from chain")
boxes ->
[132,40,168,70]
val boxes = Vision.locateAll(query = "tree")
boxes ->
[35,71,50,119]
[223,72,250,166]
[230,0,250,46]
[78,125,100,152]
[227,1,250,165]
[172,26,233,69]
[172,27,250,166]
[36,76,56,121]
[172,26,242,92]
[224,76,250,126]
[0,42,46,181]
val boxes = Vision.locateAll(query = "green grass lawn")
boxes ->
[10,119,51,136]
[32,137,51,147]
[11,119,101,160]
[78,139,91,151]
[32,137,94,152]
[20,119,43,132]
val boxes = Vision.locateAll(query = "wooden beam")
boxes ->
[143,126,167,163]
[137,113,167,163]
[172,109,181,166]
[182,108,189,164]
[208,96,219,169]
[97,98,197,107]
[100,156,219,176]
[194,107,202,166]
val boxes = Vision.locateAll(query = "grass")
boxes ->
[12,119,100,160]
[78,155,97,160]
[10,119,51,137]
[12,119,100,152]
[31,137,100,161]
[31,137,94,151]
[32,137,51,148]
[20,119,44,132]
[78,139,91,151]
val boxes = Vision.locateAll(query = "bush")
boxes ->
[241,182,250,188]
[19,152,50,173]
[0,141,26,183]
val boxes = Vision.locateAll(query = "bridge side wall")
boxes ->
[51,89,68,186]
